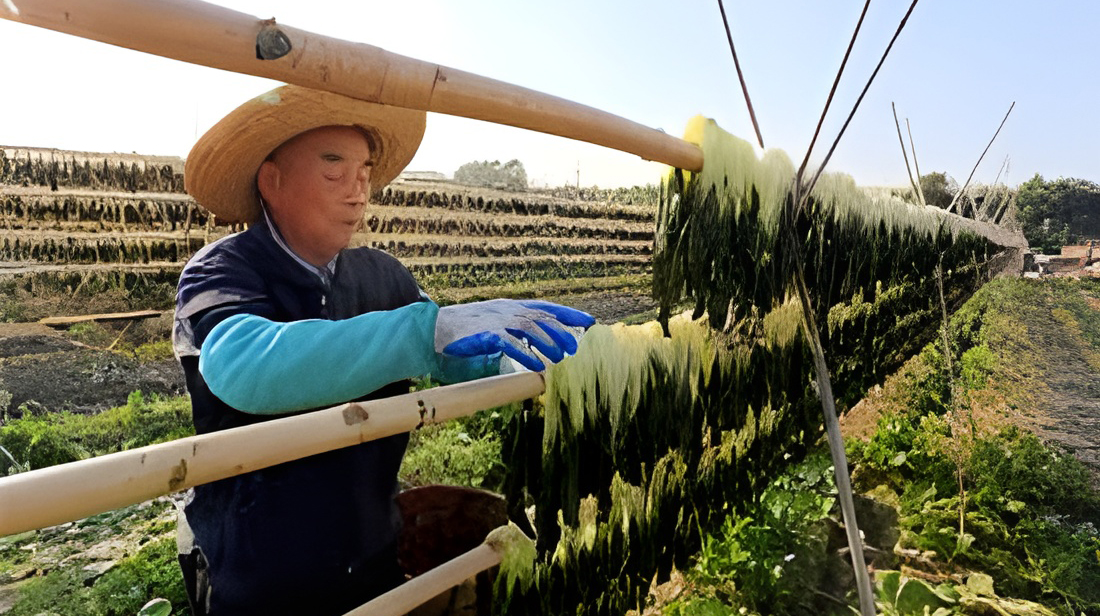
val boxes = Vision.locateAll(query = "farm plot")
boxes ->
[1,148,659,303]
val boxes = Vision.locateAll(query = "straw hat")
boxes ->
[185,85,426,224]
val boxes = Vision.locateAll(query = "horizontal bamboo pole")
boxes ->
[349,544,501,616]
[0,0,704,172]
[0,372,545,537]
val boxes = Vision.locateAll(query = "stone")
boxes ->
[81,560,116,585]
[83,538,129,561]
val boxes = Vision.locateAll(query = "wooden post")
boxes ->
[0,0,703,173]
[0,372,544,537]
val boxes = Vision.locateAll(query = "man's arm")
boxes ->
[196,300,500,414]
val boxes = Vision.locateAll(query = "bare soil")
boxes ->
[1026,315,1100,470]
[0,322,185,417]
[841,276,1100,478]
[0,290,655,418]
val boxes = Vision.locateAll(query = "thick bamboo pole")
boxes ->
[347,525,528,616]
[349,544,500,616]
[0,0,703,173]
[0,372,545,537]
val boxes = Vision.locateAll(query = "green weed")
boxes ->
[6,535,188,616]
[0,391,193,474]
[67,322,118,348]
[132,339,175,362]
[670,453,838,615]
[851,408,1100,613]
[400,407,512,490]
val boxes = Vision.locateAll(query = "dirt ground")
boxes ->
[0,290,656,417]
[0,322,185,417]
[1025,312,1100,471]
[840,276,1100,479]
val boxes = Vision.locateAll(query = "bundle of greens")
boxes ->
[654,117,1015,407]
[496,118,1020,614]
[499,312,815,614]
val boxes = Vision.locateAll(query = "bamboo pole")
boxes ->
[947,101,1015,214]
[0,372,544,537]
[347,525,528,616]
[0,0,703,173]
[892,102,922,205]
[906,118,928,206]
[349,545,500,616]
[787,240,875,616]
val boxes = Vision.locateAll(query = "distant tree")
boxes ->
[453,159,528,191]
[919,171,958,209]
[1016,173,1100,254]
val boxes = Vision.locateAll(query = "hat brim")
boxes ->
[185,85,426,224]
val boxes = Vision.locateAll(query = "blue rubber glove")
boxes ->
[435,299,596,371]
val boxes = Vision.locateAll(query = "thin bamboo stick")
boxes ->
[348,544,501,616]
[802,0,922,206]
[906,118,927,206]
[0,0,703,173]
[947,101,1015,214]
[797,0,872,184]
[892,103,922,205]
[0,372,545,537]
[716,0,764,149]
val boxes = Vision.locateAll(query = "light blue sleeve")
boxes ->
[198,301,500,414]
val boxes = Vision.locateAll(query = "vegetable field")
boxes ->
[0,146,657,298]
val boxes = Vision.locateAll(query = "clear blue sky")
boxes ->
[0,1,1096,189]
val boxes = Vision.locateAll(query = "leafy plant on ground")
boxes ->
[0,391,193,474]
[663,452,840,616]
[132,339,176,362]
[68,322,119,349]
[846,279,1100,613]
[65,317,177,361]
[0,279,29,322]
[852,414,1100,612]
[6,535,189,616]
[400,411,506,490]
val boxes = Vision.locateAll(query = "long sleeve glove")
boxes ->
[199,301,500,414]
[435,299,596,371]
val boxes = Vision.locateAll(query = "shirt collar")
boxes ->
[259,201,338,284]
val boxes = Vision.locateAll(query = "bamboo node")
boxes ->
[256,22,292,61]
[415,399,429,429]
[342,404,370,426]
[168,458,188,491]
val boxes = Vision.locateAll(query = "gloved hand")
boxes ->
[435,299,596,371]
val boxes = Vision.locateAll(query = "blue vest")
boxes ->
[174,220,420,612]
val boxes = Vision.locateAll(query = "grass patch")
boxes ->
[5,535,188,616]
[400,404,518,491]
[842,277,1100,614]
[0,391,193,474]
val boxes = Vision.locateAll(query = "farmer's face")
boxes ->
[258,125,373,267]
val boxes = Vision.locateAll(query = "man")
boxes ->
[173,84,593,615]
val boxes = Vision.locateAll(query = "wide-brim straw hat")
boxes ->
[185,84,426,224]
